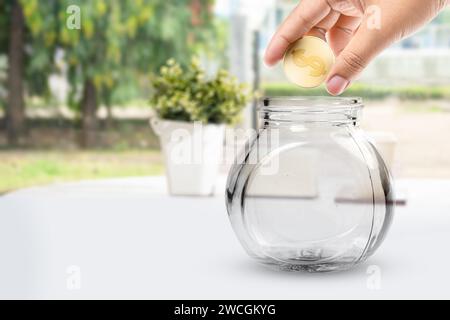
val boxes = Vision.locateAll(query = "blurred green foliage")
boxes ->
[21,0,55,92]
[263,83,450,100]
[0,0,55,100]
[150,58,251,124]
[0,0,222,111]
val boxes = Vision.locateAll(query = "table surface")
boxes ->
[0,176,449,299]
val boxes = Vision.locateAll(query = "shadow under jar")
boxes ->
[226,97,394,273]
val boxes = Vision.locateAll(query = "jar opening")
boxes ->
[261,96,362,113]
[260,96,363,125]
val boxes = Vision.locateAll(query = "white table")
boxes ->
[0,177,449,299]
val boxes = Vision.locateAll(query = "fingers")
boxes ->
[306,10,341,40]
[264,0,331,66]
[326,0,447,95]
[327,15,361,56]
[326,16,389,96]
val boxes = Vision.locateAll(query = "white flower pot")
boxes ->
[150,118,225,196]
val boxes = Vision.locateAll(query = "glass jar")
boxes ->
[226,97,394,272]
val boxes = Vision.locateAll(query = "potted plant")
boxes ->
[150,58,251,196]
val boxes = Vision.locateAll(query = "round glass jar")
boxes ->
[226,97,394,272]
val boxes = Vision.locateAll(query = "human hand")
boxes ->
[264,0,449,95]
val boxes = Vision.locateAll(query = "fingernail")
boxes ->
[263,56,276,68]
[326,75,349,96]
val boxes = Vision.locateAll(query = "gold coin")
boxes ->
[283,36,335,88]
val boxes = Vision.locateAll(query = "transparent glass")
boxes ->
[226,97,394,272]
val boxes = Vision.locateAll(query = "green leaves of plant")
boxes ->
[150,58,252,125]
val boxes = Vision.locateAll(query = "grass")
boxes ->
[0,149,164,194]
[263,83,450,100]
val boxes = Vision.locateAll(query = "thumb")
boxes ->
[326,16,390,96]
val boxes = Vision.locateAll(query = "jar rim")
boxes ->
[261,96,363,113]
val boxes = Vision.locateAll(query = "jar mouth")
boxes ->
[260,96,363,125]
[261,96,363,113]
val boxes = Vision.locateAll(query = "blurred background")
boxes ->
[1,0,450,194]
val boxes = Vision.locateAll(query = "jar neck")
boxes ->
[260,97,363,128]
[260,109,361,128]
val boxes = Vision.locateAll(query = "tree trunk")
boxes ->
[6,0,25,146]
[81,79,98,148]
[105,102,114,129]
[104,90,114,130]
